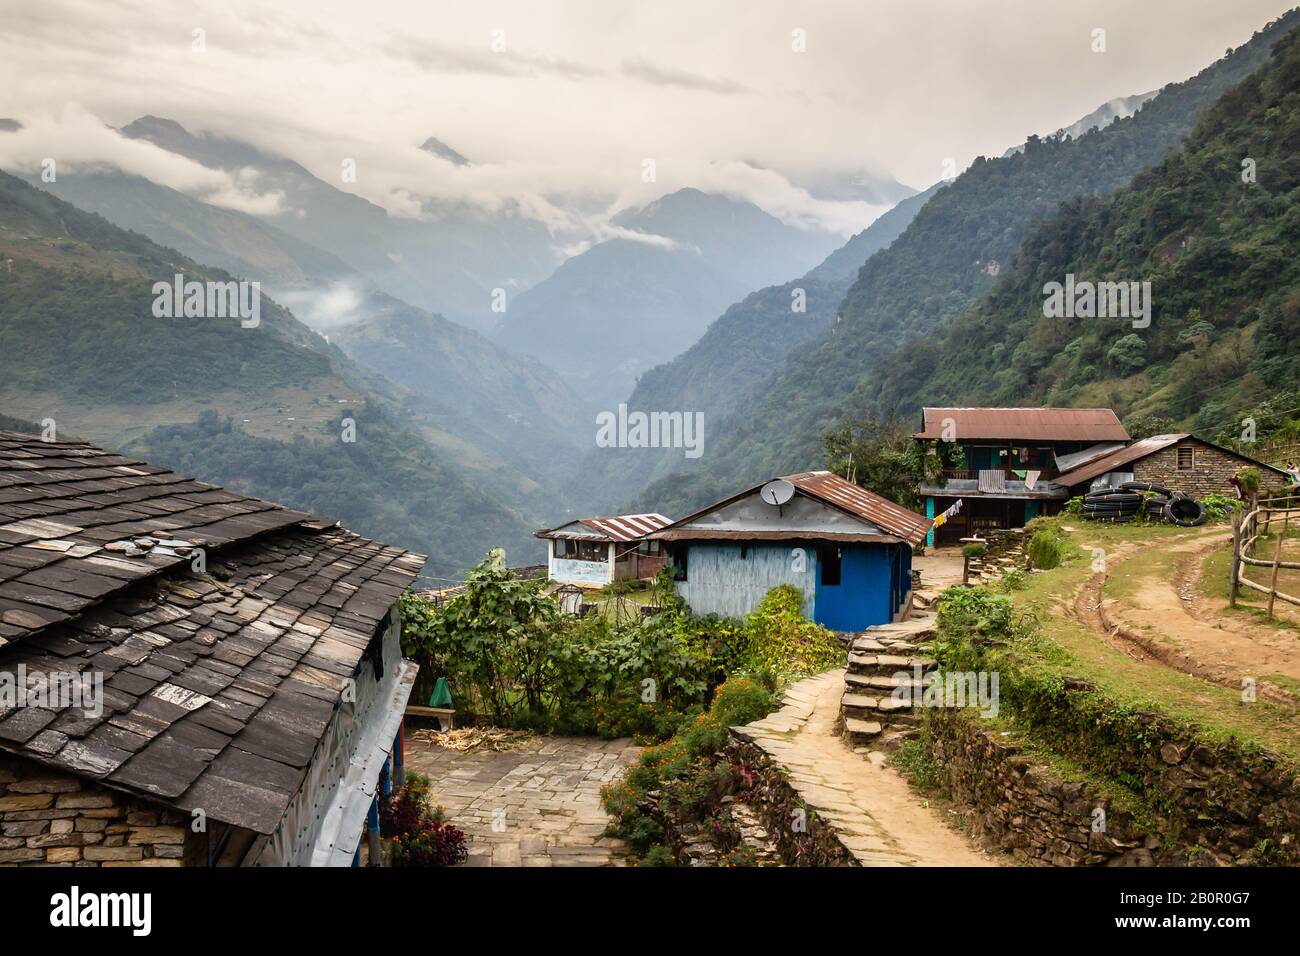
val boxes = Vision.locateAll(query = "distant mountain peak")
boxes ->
[121,115,194,141]
[419,136,470,167]
[0,118,22,132]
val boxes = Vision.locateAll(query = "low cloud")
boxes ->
[0,108,284,214]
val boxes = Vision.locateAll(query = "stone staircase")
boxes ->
[841,614,938,751]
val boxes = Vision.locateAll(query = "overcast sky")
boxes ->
[1,0,1295,235]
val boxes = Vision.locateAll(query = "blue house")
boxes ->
[649,471,930,632]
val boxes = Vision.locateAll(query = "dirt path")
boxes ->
[735,671,996,866]
[1070,527,1300,703]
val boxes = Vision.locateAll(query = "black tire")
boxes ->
[1164,498,1206,527]
[1121,481,1172,497]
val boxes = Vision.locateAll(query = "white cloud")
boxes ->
[0,108,284,214]
[0,0,1291,240]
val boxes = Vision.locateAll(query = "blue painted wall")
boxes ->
[814,544,898,631]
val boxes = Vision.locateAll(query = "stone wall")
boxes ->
[1132,439,1287,499]
[0,754,200,866]
[925,708,1300,866]
[726,735,857,867]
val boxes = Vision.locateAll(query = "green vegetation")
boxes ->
[600,673,781,863]
[1026,519,1068,570]
[399,558,845,736]
[0,169,539,579]
[862,20,1300,431]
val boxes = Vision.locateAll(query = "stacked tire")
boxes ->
[1080,481,1206,526]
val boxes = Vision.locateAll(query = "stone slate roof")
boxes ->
[0,430,426,834]
[0,431,311,648]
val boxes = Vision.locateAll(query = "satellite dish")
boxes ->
[760,479,795,507]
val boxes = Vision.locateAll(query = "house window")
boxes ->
[1177,446,1195,471]
[637,540,661,556]
[740,545,749,559]
[557,539,605,562]
[671,546,688,581]
[820,546,842,586]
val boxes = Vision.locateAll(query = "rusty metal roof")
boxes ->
[651,471,929,548]
[915,407,1129,442]
[1053,434,1290,487]
[536,513,671,542]
[784,471,931,546]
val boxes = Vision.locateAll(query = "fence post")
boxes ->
[1229,508,1241,608]
[1267,528,1284,619]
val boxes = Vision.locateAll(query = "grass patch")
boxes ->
[998,523,1300,760]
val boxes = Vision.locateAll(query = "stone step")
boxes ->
[840,691,918,714]
[851,637,888,653]
[846,654,936,673]
[843,717,883,741]
[844,673,927,692]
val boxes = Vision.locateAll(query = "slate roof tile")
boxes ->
[0,430,425,835]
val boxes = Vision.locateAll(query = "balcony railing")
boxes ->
[938,466,1059,481]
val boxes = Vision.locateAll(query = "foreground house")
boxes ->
[1052,432,1290,496]
[914,407,1131,545]
[650,471,929,631]
[0,430,425,866]
[535,513,671,587]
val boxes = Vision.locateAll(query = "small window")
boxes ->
[671,546,688,581]
[820,546,842,586]
[740,545,749,560]
[1177,446,1195,471]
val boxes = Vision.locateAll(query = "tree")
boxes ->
[823,410,931,510]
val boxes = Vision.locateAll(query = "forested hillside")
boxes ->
[632,9,1300,518]
[864,21,1300,432]
[0,169,539,578]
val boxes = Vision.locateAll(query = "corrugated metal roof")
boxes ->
[651,471,929,548]
[582,513,673,542]
[1054,433,1293,487]
[783,471,931,546]
[1053,433,1189,486]
[536,513,671,542]
[915,407,1129,442]
[1054,441,1127,472]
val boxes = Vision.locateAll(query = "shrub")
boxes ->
[639,845,676,866]
[1065,496,1084,517]
[742,585,844,680]
[1027,527,1064,570]
[1202,492,1242,522]
[962,541,987,559]
[380,774,468,867]
[935,586,1015,639]
[601,678,781,862]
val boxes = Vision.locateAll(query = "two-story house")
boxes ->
[914,407,1131,545]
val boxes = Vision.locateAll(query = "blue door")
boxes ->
[814,544,892,632]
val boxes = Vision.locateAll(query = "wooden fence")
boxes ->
[1230,493,1300,616]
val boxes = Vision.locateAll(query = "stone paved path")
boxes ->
[404,734,640,866]
[734,670,996,866]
